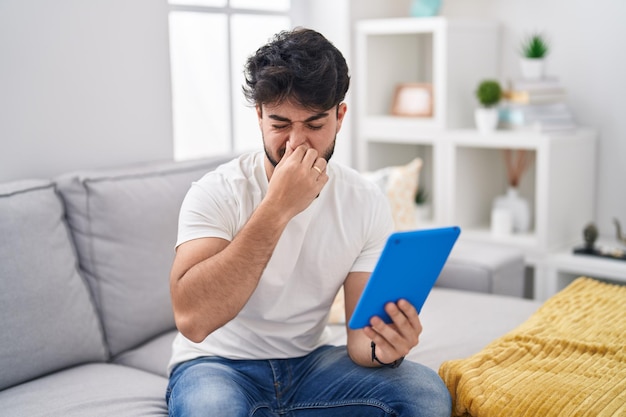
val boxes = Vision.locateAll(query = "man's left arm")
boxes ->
[343,271,422,367]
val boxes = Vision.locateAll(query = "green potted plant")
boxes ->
[474,79,502,133]
[519,32,550,80]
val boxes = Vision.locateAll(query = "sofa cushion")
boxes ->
[55,156,235,356]
[0,363,168,417]
[114,330,178,377]
[0,180,107,391]
[437,240,526,297]
[415,287,540,371]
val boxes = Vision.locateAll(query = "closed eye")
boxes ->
[307,124,323,130]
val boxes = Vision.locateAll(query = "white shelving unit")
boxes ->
[442,128,597,263]
[539,240,626,300]
[355,17,599,299]
[355,17,500,226]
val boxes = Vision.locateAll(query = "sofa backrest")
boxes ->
[0,180,107,391]
[55,155,235,357]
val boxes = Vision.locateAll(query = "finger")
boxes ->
[396,299,421,332]
[284,142,310,165]
[312,158,328,174]
[276,141,295,167]
[368,315,402,348]
[363,321,404,362]
[302,147,319,168]
[386,301,421,348]
[283,140,294,158]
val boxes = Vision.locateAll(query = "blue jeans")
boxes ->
[166,345,451,416]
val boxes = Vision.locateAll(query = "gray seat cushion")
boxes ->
[113,330,177,377]
[55,156,235,356]
[437,240,526,297]
[413,287,541,370]
[0,180,107,391]
[0,363,168,417]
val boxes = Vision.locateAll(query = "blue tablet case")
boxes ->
[348,226,461,329]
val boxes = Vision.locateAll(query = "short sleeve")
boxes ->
[176,172,239,247]
[350,187,394,273]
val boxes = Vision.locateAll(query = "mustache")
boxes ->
[264,139,335,168]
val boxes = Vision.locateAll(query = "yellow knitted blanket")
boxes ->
[439,277,626,417]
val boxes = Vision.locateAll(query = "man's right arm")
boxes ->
[169,199,292,343]
[169,144,328,343]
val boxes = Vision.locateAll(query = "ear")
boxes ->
[256,105,263,126]
[335,102,348,133]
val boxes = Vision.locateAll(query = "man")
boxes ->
[166,27,451,416]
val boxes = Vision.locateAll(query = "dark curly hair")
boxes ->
[242,28,350,112]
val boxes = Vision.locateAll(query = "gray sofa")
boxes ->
[0,155,541,416]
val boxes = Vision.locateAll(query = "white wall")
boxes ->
[0,0,173,181]
[0,0,623,237]
[291,0,352,167]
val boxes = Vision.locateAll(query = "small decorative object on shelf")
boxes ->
[492,187,531,234]
[614,218,626,245]
[573,221,626,261]
[409,0,442,17]
[474,79,502,133]
[491,149,532,234]
[391,83,433,117]
[519,32,550,80]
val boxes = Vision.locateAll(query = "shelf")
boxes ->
[442,128,596,149]
[362,116,440,143]
[459,228,540,255]
[538,239,626,300]
[355,17,500,158]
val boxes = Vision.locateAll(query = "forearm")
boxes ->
[347,330,380,367]
[171,199,291,342]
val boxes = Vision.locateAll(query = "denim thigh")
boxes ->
[166,345,451,417]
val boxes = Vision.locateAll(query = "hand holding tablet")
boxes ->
[348,226,461,329]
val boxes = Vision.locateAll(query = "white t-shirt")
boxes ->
[168,152,393,374]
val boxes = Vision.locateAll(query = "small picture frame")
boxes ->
[391,83,433,117]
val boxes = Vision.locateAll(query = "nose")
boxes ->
[286,125,308,149]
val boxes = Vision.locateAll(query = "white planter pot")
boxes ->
[520,58,546,80]
[474,107,499,133]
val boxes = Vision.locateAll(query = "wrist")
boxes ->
[370,341,404,369]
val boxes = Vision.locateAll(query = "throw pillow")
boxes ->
[362,158,423,231]
[385,158,422,231]
[328,158,423,324]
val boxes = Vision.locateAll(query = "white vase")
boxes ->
[520,58,546,80]
[475,107,499,133]
[492,187,531,233]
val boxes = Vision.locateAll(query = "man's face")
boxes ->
[257,100,347,168]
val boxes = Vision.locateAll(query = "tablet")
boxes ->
[348,226,461,329]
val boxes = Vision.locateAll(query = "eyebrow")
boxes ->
[268,112,329,123]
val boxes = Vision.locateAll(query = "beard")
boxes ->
[264,136,336,168]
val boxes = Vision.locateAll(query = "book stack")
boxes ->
[499,77,576,132]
